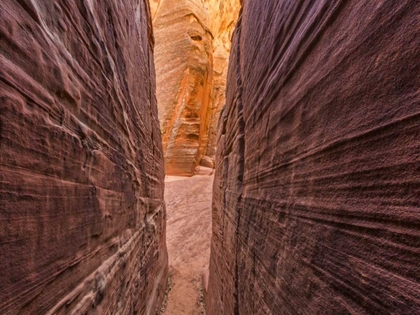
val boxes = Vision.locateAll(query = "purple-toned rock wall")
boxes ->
[0,1,167,314]
[207,0,420,314]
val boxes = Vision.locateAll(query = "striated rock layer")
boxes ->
[0,1,167,314]
[153,0,214,176]
[207,1,420,314]
[203,0,240,160]
[152,0,239,175]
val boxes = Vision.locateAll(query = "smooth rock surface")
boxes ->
[152,0,239,176]
[149,0,161,19]
[200,156,215,169]
[195,166,214,176]
[207,1,420,314]
[0,1,167,314]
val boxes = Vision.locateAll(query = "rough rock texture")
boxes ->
[0,1,167,314]
[152,0,239,175]
[207,1,420,314]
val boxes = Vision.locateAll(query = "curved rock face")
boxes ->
[208,1,420,314]
[149,0,161,19]
[204,0,240,159]
[152,0,239,175]
[0,1,167,314]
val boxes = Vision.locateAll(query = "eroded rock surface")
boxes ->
[203,0,240,159]
[152,0,239,175]
[208,1,420,314]
[0,1,167,314]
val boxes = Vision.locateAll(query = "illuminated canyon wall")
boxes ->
[152,0,240,175]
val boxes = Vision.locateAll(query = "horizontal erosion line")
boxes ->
[251,111,420,179]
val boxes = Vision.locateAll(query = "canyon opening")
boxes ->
[1,1,419,315]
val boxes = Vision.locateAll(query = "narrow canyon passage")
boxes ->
[1,0,420,314]
[162,175,214,314]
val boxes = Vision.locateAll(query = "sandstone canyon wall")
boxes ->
[152,0,239,175]
[0,1,167,314]
[203,0,240,160]
[208,1,420,314]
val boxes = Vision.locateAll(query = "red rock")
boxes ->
[0,1,167,314]
[207,1,420,314]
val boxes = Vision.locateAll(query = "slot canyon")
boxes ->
[0,1,419,315]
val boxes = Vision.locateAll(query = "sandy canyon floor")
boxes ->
[161,175,214,315]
